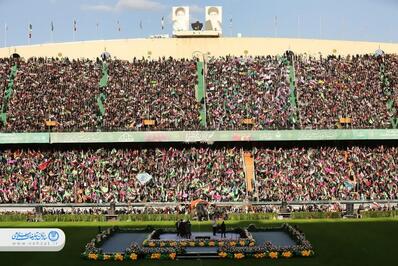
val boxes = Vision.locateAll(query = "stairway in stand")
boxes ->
[196,61,207,128]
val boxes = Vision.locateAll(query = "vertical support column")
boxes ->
[196,61,207,128]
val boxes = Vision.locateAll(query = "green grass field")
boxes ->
[0,218,397,266]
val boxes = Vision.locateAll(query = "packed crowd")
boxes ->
[0,147,245,203]
[0,54,398,131]
[206,55,293,130]
[384,54,398,117]
[254,146,398,201]
[4,57,101,132]
[0,146,397,204]
[295,54,391,129]
[104,57,200,130]
[0,57,200,131]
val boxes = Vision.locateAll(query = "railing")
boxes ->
[1,129,398,144]
[1,199,398,208]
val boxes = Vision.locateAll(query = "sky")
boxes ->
[1,0,398,47]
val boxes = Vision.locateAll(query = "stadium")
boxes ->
[1,1,398,265]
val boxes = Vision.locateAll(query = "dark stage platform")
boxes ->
[97,229,297,260]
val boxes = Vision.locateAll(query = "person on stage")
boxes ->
[187,220,192,239]
[176,219,182,237]
[211,218,217,236]
[220,220,226,238]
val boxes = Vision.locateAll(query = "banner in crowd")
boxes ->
[136,172,153,185]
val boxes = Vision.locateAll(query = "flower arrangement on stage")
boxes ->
[114,253,124,261]
[129,253,138,261]
[218,251,228,258]
[81,227,118,259]
[150,253,161,260]
[126,245,182,261]
[218,224,315,260]
[301,249,312,257]
[269,251,278,259]
[81,227,183,261]
[282,251,293,258]
[253,252,266,259]
[234,253,245,259]
[81,224,314,261]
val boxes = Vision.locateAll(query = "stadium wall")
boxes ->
[0,37,398,59]
[1,129,398,144]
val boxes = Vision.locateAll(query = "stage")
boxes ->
[98,230,295,253]
[82,224,314,261]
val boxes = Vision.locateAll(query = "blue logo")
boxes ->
[12,232,47,241]
[48,231,59,242]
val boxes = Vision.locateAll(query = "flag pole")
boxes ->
[4,23,6,47]
[73,19,76,41]
[229,18,233,37]
[51,22,54,43]
[28,24,31,45]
